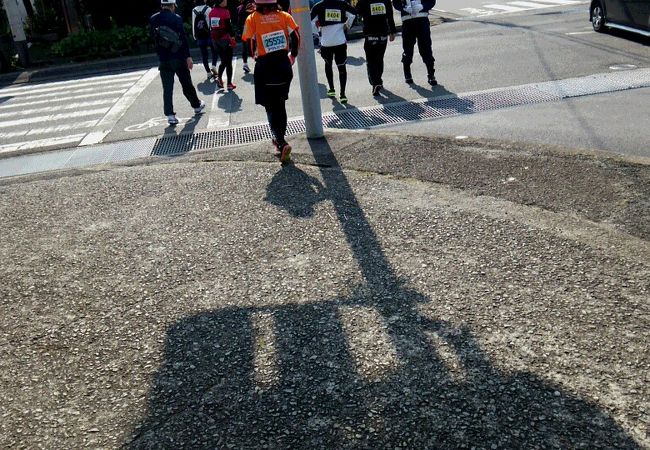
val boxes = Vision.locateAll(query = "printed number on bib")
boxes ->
[210,17,221,28]
[370,3,386,15]
[261,30,287,53]
[325,9,342,21]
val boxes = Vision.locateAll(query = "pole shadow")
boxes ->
[129,138,641,449]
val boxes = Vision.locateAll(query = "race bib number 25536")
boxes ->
[261,30,287,53]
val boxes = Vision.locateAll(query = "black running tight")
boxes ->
[265,100,288,145]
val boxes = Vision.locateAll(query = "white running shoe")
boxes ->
[194,101,206,114]
[167,115,179,125]
[243,63,250,73]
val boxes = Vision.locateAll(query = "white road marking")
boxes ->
[0,70,147,95]
[0,99,116,119]
[482,4,527,12]
[566,31,594,35]
[0,108,110,129]
[0,120,99,140]
[0,134,85,153]
[0,76,142,98]
[0,89,129,110]
[460,7,497,15]
[208,58,238,129]
[4,83,135,103]
[534,0,581,4]
[509,1,557,8]
[79,67,159,146]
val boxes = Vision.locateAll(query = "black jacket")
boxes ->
[356,0,396,36]
[149,9,191,62]
[311,0,357,27]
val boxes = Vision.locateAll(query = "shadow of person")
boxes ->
[346,56,366,66]
[218,90,243,114]
[129,137,640,449]
[242,72,255,84]
[264,164,327,218]
[196,78,217,96]
[151,111,203,156]
[410,83,475,115]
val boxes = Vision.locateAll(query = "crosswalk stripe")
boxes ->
[0,99,116,120]
[0,76,142,98]
[0,120,99,140]
[0,70,147,96]
[80,67,159,146]
[0,134,85,154]
[0,108,110,129]
[482,4,527,11]
[509,1,557,8]
[533,0,581,4]
[208,58,238,129]
[4,83,135,103]
[0,89,129,110]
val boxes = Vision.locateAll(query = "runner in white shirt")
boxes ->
[311,0,357,103]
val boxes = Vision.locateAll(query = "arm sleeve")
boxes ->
[289,30,300,57]
[310,4,319,21]
[191,8,197,39]
[386,0,396,33]
[345,11,355,28]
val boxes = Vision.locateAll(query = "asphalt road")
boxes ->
[0,3,648,158]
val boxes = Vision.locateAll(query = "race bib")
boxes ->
[261,30,287,53]
[325,9,342,22]
[370,2,386,15]
[210,17,221,28]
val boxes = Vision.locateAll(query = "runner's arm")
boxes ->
[289,29,300,57]
[386,0,397,34]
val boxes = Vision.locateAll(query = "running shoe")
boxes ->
[242,63,250,73]
[280,143,292,164]
[428,74,438,86]
[194,101,206,114]
[327,89,336,98]
[167,115,179,125]
[227,83,237,90]
[372,85,381,96]
[340,95,348,104]
[216,77,224,89]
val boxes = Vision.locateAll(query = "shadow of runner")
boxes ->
[129,138,641,449]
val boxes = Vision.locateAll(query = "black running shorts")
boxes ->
[320,43,347,66]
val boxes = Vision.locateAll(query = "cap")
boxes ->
[161,0,177,5]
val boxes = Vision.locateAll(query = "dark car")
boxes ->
[590,0,650,37]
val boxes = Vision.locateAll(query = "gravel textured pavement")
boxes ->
[0,131,648,449]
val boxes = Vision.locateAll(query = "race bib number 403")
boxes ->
[261,30,287,53]
[370,3,386,15]
[325,9,342,21]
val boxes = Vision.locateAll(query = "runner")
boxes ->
[237,0,256,73]
[209,0,237,90]
[356,0,396,96]
[393,0,437,86]
[311,0,357,104]
[192,0,218,79]
[242,0,300,163]
[150,0,205,125]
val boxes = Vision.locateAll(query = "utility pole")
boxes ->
[4,0,30,66]
[289,0,324,138]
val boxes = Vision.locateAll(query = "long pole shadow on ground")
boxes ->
[128,138,640,449]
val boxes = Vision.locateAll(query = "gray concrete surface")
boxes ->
[0,130,648,449]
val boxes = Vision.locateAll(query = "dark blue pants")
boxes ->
[159,59,201,116]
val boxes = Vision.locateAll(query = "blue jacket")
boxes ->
[149,9,191,62]
[392,0,435,21]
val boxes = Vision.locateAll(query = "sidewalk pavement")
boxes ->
[0,16,445,87]
[0,129,648,449]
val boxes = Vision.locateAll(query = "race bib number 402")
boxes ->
[370,3,386,15]
[325,9,342,21]
[261,30,287,53]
